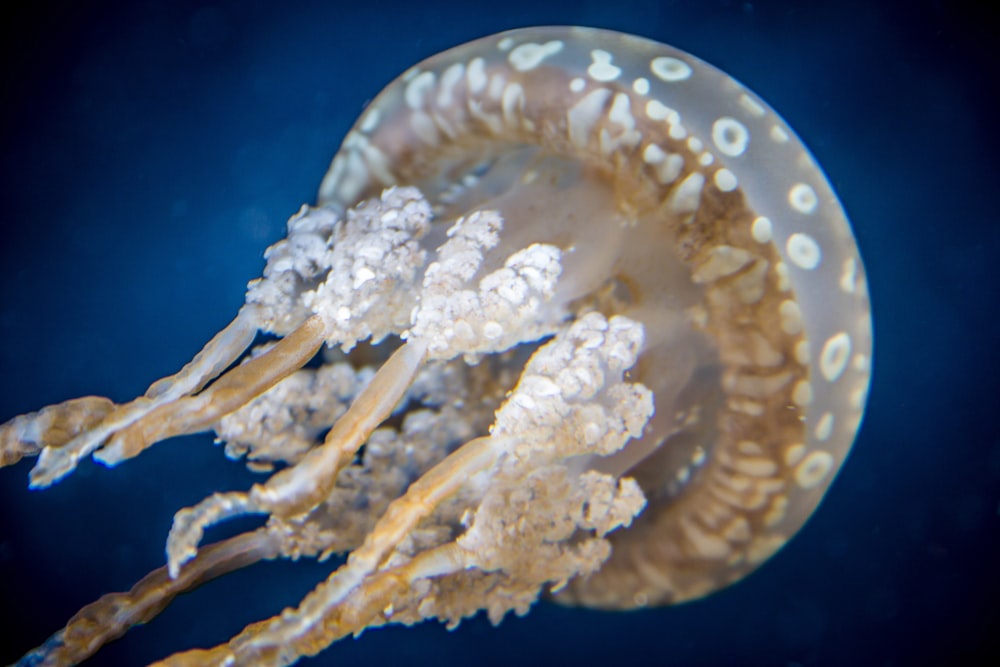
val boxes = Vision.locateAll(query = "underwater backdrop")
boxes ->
[1,0,996,665]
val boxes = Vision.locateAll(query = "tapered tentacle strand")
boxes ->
[18,530,282,667]
[151,544,468,667]
[94,315,328,466]
[166,338,429,577]
[1,307,260,487]
[0,396,114,468]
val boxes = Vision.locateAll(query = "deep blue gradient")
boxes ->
[1,1,997,665]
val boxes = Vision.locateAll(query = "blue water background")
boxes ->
[1,1,997,665]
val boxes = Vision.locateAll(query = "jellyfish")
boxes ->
[0,27,872,667]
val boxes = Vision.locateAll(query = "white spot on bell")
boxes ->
[815,412,834,442]
[751,216,773,243]
[668,172,705,217]
[650,56,692,82]
[467,58,487,94]
[840,257,858,294]
[712,117,750,157]
[405,71,436,110]
[785,443,806,467]
[820,332,851,382]
[567,88,613,149]
[795,451,834,489]
[645,99,679,124]
[779,300,803,335]
[787,233,822,270]
[643,143,684,185]
[508,40,564,71]
[437,63,465,108]
[792,380,813,407]
[360,108,380,133]
[588,49,621,82]
[714,168,738,192]
[794,340,811,365]
[774,261,792,292]
[738,93,766,117]
[789,183,819,214]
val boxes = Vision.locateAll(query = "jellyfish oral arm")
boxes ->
[164,195,574,577]
[156,312,653,666]
[165,337,430,578]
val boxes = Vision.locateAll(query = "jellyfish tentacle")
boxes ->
[166,195,571,576]
[249,337,430,517]
[152,543,468,667]
[166,493,266,578]
[269,434,502,621]
[12,306,260,487]
[0,395,114,467]
[158,312,653,666]
[18,529,281,667]
[94,315,327,466]
[165,339,429,577]
[143,304,263,401]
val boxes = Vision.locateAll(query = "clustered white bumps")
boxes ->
[268,386,494,563]
[245,204,341,336]
[215,360,375,469]
[226,187,655,637]
[492,312,653,461]
[389,313,652,630]
[245,186,565,360]
[246,187,432,349]
[304,190,432,350]
[408,209,564,360]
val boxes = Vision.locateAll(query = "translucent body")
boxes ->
[319,26,873,607]
[0,27,871,666]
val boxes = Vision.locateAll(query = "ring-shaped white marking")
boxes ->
[787,233,822,270]
[795,451,835,489]
[650,56,692,82]
[508,40,564,71]
[820,332,852,382]
[712,117,750,157]
[789,183,819,214]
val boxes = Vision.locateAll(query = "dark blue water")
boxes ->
[1,1,996,665]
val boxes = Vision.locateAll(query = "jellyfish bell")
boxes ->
[1,26,871,666]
